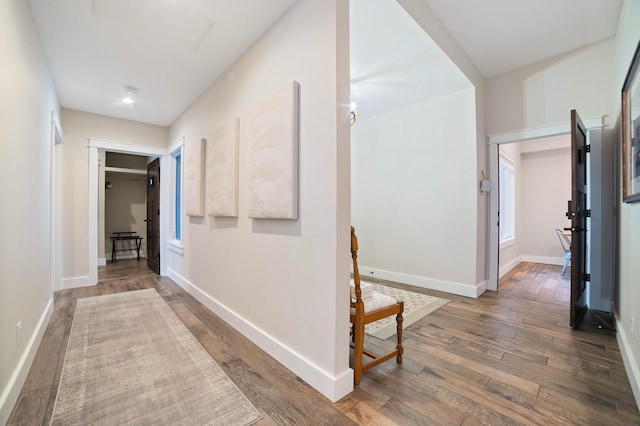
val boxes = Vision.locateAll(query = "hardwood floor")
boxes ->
[8,261,640,425]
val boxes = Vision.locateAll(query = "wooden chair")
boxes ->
[350,226,404,384]
[555,228,572,275]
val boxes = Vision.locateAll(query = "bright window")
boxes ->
[174,152,182,241]
[168,140,183,245]
[499,155,515,243]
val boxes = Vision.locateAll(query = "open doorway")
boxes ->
[487,116,612,315]
[88,139,167,285]
[496,135,572,282]
[102,152,151,269]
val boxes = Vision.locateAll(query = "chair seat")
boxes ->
[351,291,398,314]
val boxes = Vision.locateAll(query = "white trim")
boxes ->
[521,255,565,266]
[88,147,99,285]
[487,143,499,290]
[160,156,172,276]
[488,116,605,145]
[168,136,185,154]
[358,266,485,298]
[167,268,353,402]
[88,138,167,156]
[499,256,522,278]
[498,254,566,279]
[50,111,63,292]
[61,275,90,290]
[166,137,185,253]
[168,239,184,255]
[0,298,54,426]
[616,313,640,411]
[98,257,107,267]
[88,139,169,283]
[500,238,516,249]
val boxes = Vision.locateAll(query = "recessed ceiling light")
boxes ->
[122,85,138,104]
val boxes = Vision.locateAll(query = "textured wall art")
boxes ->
[185,137,205,217]
[206,118,239,217]
[247,81,300,219]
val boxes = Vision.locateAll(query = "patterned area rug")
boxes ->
[364,283,450,339]
[51,289,261,426]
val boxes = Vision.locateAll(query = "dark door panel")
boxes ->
[570,110,588,328]
[147,158,160,275]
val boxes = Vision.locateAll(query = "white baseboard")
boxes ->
[521,255,564,266]
[98,257,107,267]
[61,275,90,289]
[499,256,522,278]
[499,255,566,279]
[166,268,353,402]
[616,313,640,411]
[358,266,485,298]
[0,298,54,425]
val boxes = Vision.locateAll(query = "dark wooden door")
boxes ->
[569,110,588,329]
[147,158,160,275]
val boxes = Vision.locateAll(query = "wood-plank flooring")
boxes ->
[8,261,639,425]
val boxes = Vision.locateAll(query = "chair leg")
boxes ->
[396,311,403,364]
[562,252,571,275]
[353,321,365,385]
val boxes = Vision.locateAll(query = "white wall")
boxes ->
[486,0,640,408]
[486,38,614,135]
[613,0,640,409]
[105,177,147,259]
[0,1,60,422]
[520,147,571,263]
[167,0,352,401]
[60,109,168,287]
[351,88,480,296]
[397,0,488,288]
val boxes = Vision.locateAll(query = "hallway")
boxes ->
[8,262,639,424]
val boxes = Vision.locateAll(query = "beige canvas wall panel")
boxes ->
[185,137,205,217]
[247,81,300,219]
[207,118,240,217]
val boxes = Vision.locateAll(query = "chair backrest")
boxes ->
[351,226,363,301]
[555,228,571,252]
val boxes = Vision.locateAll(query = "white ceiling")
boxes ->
[423,0,622,78]
[28,0,297,126]
[29,0,622,126]
[350,0,472,119]
[351,0,622,120]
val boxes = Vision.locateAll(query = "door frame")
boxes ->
[88,139,168,285]
[50,111,63,292]
[486,116,604,291]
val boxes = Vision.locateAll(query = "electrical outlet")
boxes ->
[16,321,22,346]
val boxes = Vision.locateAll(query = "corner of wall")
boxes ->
[616,313,640,411]
[166,268,354,402]
[0,298,54,425]
[360,265,483,299]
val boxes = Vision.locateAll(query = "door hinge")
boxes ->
[586,209,591,217]
[586,144,591,153]
[157,209,160,215]
[585,273,591,281]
